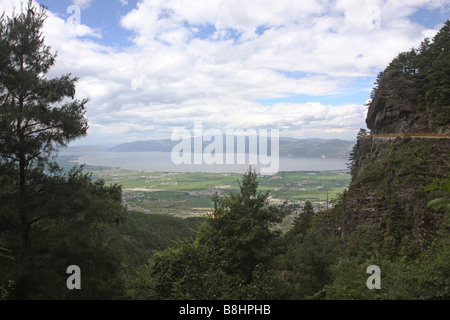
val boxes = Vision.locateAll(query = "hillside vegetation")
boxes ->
[128,22,450,300]
[367,20,450,135]
[1,4,448,300]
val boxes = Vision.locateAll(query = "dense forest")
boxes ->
[1,3,449,300]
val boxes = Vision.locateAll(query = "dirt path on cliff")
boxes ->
[365,133,450,140]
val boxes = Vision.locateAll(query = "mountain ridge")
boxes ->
[106,137,355,159]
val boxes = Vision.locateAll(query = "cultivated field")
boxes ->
[86,167,351,218]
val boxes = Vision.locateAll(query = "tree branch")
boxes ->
[25,152,41,164]
[24,125,59,137]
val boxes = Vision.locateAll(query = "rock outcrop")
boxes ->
[366,72,450,135]
[366,74,422,134]
[330,136,449,244]
[317,21,450,247]
[366,20,450,135]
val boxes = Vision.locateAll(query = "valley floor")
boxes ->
[86,167,351,221]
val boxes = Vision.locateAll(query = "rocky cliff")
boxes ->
[329,136,449,245]
[317,21,450,247]
[366,20,450,135]
[366,72,450,135]
[366,74,422,134]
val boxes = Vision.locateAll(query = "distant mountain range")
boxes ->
[106,137,355,159]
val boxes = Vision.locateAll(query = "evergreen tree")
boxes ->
[0,2,88,249]
[290,201,314,238]
[369,20,450,130]
[133,169,290,300]
[0,2,126,299]
[197,168,289,281]
[347,128,367,181]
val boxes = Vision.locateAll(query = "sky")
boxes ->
[1,0,449,146]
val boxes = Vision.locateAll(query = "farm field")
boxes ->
[86,166,351,218]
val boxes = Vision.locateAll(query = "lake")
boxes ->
[59,150,350,174]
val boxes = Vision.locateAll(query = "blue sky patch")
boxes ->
[410,6,449,29]
[189,23,217,40]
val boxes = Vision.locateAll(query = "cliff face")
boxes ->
[366,75,421,134]
[366,72,450,135]
[304,23,450,300]
[317,21,450,247]
[330,136,449,245]
[366,20,450,135]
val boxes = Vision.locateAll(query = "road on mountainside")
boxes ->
[364,133,450,140]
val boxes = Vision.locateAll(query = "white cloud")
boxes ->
[71,0,94,9]
[1,0,448,145]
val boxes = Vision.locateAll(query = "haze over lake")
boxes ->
[59,150,349,174]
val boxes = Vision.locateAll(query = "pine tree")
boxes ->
[0,2,88,248]
[0,2,126,299]
[197,168,289,281]
[291,201,314,238]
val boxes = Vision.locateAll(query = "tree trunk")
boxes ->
[18,102,29,249]
[18,150,30,249]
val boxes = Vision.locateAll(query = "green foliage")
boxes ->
[0,166,128,299]
[0,2,88,158]
[276,228,342,299]
[0,1,88,249]
[324,258,381,300]
[132,168,290,300]
[292,229,342,299]
[0,3,126,300]
[370,20,450,129]
[376,211,450,300]
[358,161,385,183]
[322,207,450,300]
[118,211,204,286]
[426,180,450,212]
[131,241,235,300]
[317,135,449,299]
[347,129,369,181]
[127,22,450,301]
[287,201,314,240]
[1,3,447,301]
[198,168,289,281]
[385,195,413,245]
[343,224,382,260]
